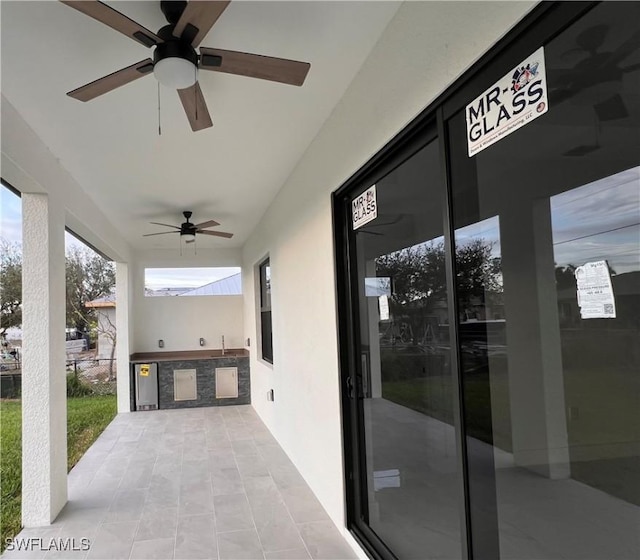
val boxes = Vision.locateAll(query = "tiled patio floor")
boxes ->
[3,406,358,560]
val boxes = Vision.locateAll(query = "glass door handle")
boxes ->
[346,376,355,399]
[346,375,364,399]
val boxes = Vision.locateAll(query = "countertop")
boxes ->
[130,349,249,363]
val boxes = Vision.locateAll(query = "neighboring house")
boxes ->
[85,293,116,361]
[179,273,242,296]
[145,287,191,297]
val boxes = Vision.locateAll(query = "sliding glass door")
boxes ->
[335,2,639,559]
[343,130,465,559]
[446,2,640,557]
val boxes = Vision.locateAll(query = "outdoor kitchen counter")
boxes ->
[130,350,251,410]
[130,349,249,363]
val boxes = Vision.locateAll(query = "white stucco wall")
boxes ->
[242,0,536,545]
[133,294,244,353]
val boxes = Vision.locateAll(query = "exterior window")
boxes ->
[259,258,273,363]
[144,267,241,296]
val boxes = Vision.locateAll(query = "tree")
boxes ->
[454,239,503,312]
[95,309,117,380]
[375,238,502,330]
[0,240,22,337]
[65,246,115,333]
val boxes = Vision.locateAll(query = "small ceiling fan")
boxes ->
[144,211,233,243]
[61,0,311,131]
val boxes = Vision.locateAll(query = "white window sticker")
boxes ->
[466,47,548,157]
[378,295,390,321]
[575,260,616,319]
[352,185,377,230]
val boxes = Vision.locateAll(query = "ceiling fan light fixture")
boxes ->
[154,57,197,89]
[153,37,199,89]
[182,232,196,243]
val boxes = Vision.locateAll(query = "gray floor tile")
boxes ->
[243,476,279,498]
[280,487,329,524]
[297,522,357,560]
[257,446,292,469]
[235,456,270,479]
[86,521,137,560]
[264,549,311,560]
[179,482,215,516]
[44,543,90,560]
[136,507,178,542]
[7,408,355,560]
[104,489,147,523]
[252,503,306,553]
[213,494,254,533]
[119,464,154,490]
[146,481,180,508]
[175,514,217,560]
[211,468,245,497]
[129,538,175,560]
[231,440,258,457]
[226,425,254,442]
[208,450,238,470]
[217,530,263,560]
[183,447,210,462]
[269,467,306,491]
[58,502,110,523]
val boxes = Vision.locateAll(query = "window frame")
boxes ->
[258,257,273,364]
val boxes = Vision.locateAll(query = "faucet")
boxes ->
[221,335,225,356]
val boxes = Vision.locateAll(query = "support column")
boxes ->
[21,193,67,526]
[115,262,131,413]
[500,197,570,479]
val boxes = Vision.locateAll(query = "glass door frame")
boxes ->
[332,2,599,559]
[333,120,470,560]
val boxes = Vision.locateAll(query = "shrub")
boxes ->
[66,372,93,397]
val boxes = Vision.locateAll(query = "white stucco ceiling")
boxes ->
[1,1,400,250]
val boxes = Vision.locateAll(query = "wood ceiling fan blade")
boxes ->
[60,1,160,48]
[67,59,154,101]
[199,47,310,86]
[149,222,181,229]
[143,231,180,237]
[197,230,234,238]
[177,82,213,132]
[173,1,231,47]
[193,219,220,229]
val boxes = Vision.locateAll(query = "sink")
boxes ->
[209,350,247,358]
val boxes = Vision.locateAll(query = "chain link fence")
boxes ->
[1,358,117,398]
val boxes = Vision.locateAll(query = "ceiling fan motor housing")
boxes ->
[181,211,196,235]
[153,25,198,89]
[155,25,198,66]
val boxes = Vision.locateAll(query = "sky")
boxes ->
[1,185,239,290]
[452,166,639,276]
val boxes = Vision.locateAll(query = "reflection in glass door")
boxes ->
[338,3,639,559]
[446,3,640,558]
[349,137,464,559]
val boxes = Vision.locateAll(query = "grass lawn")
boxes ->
[0,395,117,552]
[382,370,513,451]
